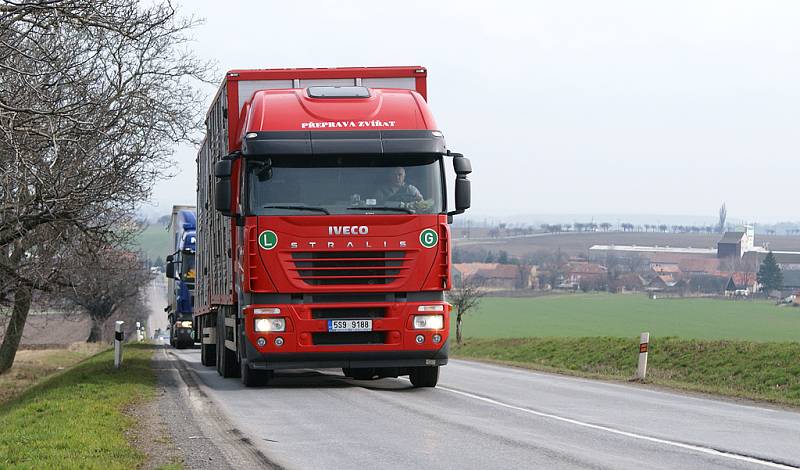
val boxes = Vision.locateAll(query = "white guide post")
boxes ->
[637,332,649,380]
[114,321,125,369]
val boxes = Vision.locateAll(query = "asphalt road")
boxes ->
[165,348,800,470]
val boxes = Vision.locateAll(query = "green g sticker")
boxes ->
[420,229,438,248]
[258,230,278,250]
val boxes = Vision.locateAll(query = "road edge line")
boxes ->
[438,385,799,470]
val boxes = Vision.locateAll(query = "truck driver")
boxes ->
[373,167,423,203]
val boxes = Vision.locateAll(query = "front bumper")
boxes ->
[242,301,450,370]
[174,328,194,343]
[245,340,449,370]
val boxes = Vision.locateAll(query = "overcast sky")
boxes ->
[146,0,800,223]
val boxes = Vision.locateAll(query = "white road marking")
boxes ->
[438,385,798,469]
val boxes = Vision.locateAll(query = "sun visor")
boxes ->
[241,130,446,156]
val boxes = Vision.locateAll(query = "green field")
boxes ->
[454,293,800,342]
[134,224,170,262]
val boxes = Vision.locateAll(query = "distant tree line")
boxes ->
[453,248,518,264]
[529,222,727,235]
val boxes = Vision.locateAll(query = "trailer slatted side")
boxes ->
[196,85,234,315]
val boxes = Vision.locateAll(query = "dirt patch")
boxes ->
[0,312,91,346]
[123,392,184,470]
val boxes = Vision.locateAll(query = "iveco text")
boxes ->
[328,225,369,235]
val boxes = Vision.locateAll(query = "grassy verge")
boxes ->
[0,343,107,404]
[453,337,800,407]
[0,343,157,469]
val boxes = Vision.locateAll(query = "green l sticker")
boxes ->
[258,230,278,250]
[420,228,438,248]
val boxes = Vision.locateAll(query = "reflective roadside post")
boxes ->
[114,321,125,368]
[636,332,649,380]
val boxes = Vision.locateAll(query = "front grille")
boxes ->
[291,251,409,286]
[310,293,389,303]
[312,332,387,345]
[311,307,387,319]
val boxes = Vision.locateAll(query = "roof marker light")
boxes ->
[254,307,281,315]
[245,132,258,139]
[418,305,445,312]
[431,131,443,137]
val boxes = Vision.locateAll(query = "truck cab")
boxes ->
[165,207,197,348]
[195,67,471,387]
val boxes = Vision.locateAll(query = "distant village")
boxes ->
[453,225,800,302]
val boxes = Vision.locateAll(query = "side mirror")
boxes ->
[455,178,471,211]
[215,160,232,177]
[214,160,232,216]
[165,261,175,279]
[453,156,472,176]
[447,154,472,219]
[215,179,232,216]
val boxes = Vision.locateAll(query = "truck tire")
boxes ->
[409,366,439,388]
[200,317,216,367]
[216,307,239,378]
[201,341,216,366]
[240,356,271,387]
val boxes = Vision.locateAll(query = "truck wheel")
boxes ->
[199,316,216,366]
[409,366,439,388]
[216,308,239,378]
[200,341,216,366]
[240,358,271,387]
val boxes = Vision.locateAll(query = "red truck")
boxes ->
[195,66,471,387]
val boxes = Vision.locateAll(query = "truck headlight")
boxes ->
[255,318,285,332]
[179,321,192,328]
[413,315,444,330]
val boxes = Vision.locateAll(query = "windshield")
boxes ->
[247,155,444,216]
[181,252,195,286]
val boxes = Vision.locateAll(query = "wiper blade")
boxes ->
[347,206,414,214]
[263,205,330,215]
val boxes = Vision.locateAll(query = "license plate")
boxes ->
[328,319,372,332]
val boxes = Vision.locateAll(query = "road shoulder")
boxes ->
[153,346,283,469]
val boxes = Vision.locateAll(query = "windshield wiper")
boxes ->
[263,205,330,215]
[347,206,414,214]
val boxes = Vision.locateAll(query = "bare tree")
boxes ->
[448,276,486,345]
[0,0,209,372]
[59,244,151,342]
[717,202,727,233]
